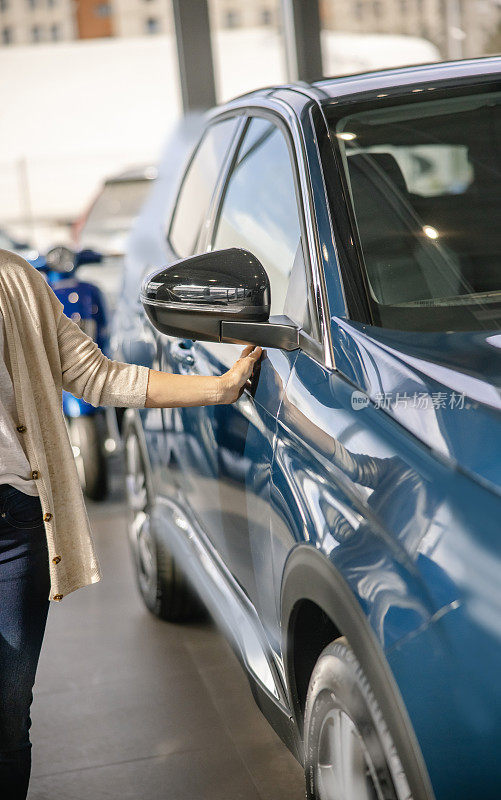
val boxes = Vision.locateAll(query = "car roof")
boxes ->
[313,54,501,99]
[220,55,501,111]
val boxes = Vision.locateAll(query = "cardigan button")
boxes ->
[44,512,53,522]
[31,470,39,480]
[52,555,61,565]
[53,594,63,601]
[17,425,27,433]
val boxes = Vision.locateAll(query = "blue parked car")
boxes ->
[112,57,501,800]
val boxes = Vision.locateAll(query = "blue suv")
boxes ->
[112,57,501,800]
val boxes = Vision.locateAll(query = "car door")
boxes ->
[173,114,320,634]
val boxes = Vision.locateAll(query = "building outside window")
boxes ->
[354,0,364,18]
[225,9,240,28]
[145,16,159,34]
[1,26,12,44]
[31,24,41,42]
[51,23,59,40]
[95,2,111,17]
[260,8,272,26]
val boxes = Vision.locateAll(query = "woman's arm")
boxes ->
[57,311,150,408]
[57,303,262,409]
[51,272,262,409]
[145,345,262,408]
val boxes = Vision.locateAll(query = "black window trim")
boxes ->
[196,110,247,255]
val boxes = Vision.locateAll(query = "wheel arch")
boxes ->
[281,544,435,800]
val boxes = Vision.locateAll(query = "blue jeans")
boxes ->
[0,484,50,800]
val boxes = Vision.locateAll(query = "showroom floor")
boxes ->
[27,468,304,800]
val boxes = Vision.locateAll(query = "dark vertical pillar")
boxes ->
[281,0,324,83]
[171,0,217,112]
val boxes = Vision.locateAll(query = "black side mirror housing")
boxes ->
[140,248,300,351]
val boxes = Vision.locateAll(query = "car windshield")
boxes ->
[327,86,501,331]
[81,178,153,241]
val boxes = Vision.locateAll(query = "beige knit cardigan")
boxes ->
[0,249,150,601]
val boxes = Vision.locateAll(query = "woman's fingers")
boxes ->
[240,345,262,361]
[221,346,263,403]
[243,346,262,366]
[249,345,262,361]
[235,346,262,379]
[241,347,262,379]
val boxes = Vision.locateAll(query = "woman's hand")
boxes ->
[145,344,262,409]
[217,345,262,404]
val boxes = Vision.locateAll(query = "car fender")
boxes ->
[281,544,436,800]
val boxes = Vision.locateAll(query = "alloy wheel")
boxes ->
[316,706,381,800]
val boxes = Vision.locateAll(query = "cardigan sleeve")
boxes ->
[57,311,150,408]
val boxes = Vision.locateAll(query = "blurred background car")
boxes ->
[73,166,158,311]
[74,166,158,258]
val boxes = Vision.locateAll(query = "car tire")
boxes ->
[124,424,201,622]
[304,637,413,800]
[67,414,108,502]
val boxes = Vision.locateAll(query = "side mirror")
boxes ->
[140,248,300,351]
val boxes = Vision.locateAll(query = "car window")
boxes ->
[170,117,239,258]
[212,117,303,319]
[328,88,501,331]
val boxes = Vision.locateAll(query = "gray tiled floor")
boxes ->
[28,474,304,800]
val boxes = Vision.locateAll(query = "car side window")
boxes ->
[212,116,306,321]
[169,117,238,258]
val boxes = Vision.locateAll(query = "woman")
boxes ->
[0,249,261,799]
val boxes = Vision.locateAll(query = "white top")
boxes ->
[0,309,38,496]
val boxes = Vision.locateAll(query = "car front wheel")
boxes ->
[304,637,412,800]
